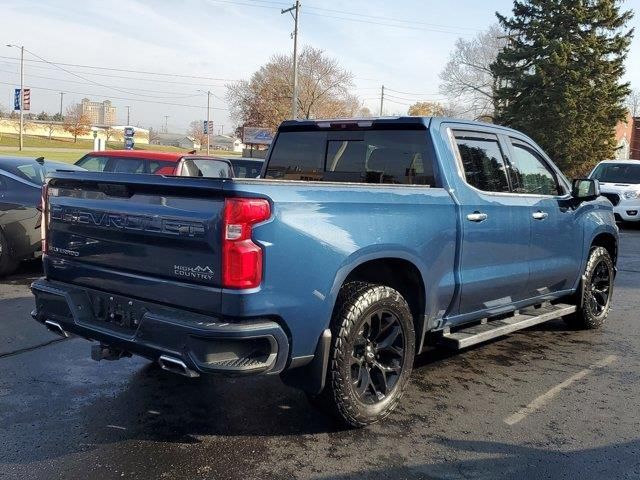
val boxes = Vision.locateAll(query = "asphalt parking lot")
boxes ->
[1,229,640,480]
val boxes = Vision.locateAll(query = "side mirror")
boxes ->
[571,178,600,201]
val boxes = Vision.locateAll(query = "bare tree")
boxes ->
[226,46,359,131]
[627,89,640,117]
[63,104,91,143]
[439,24,507,121]
[45,120,58,140]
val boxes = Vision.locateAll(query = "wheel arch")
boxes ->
[590,231,618,266]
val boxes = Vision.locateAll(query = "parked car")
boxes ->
[0,156,84,276]
[589,159,640,223]
[75,150,233,178]
[225,157,264,178]
[32,117,617,427]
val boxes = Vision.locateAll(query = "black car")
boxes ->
[0,156,84,276]
[226,157,264,178]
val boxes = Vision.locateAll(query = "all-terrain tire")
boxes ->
[564,246,614,329]
[307,282,415,427]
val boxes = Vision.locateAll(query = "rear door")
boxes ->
[504,138,581,296]
[449,129,531,317]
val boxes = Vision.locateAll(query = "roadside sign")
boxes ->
[22,88,30,111]
[243,127,273,145]
[203,120,213,134]
[14,89,20,110]
[124,138,134,150]
[124,127,135,137]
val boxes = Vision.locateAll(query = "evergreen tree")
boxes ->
[491,0,634,177]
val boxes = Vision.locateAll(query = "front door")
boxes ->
[504,138,582,296]
[449,129,531,317]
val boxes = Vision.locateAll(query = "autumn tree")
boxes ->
[439,24,507,121]
[226,46,359,131]
[63,104,91,143]
[407,101,446,117]
[187,120,207,148]
[492,0,634,177]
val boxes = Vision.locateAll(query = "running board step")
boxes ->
[440,303,577,350]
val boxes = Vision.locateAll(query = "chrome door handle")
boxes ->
[466,212,488,222]
[532,211,548,220]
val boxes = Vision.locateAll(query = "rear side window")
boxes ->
[453,132,510,193]
[76,155,109,172]
[179,159,232,178]
[149,161,176,174]
[111,158,146,174]
[266,129,436,185]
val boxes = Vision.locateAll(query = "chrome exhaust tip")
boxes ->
[158,355,200,378]
[44,320,69,338]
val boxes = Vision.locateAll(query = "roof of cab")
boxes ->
[81,150,187,162]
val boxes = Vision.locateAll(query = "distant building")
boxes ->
[209,134,244,152]
[151,133,201,150]
[81,98,117,126]
[632,116,640,160]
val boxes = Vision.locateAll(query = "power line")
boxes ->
[0,80,229,111]
[385,87,443,97]
[0,68,206,100]
[0,55,238,82]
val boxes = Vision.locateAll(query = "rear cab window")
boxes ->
[265,127,437,186]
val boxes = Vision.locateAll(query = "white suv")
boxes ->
[589,160,640,222]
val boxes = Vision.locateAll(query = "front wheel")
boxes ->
[564,246,615,329]
[308,282,415,427]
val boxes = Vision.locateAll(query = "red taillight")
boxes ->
[41,182,49,254]
[222,198,270,289]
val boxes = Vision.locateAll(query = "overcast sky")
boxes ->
[1,0,639,135]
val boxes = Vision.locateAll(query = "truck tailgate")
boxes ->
[45,172,227,293]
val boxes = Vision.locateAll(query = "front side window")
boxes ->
[508,141,559,195]
[453,132,510,193]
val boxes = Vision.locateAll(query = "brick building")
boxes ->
[81,98,117,126]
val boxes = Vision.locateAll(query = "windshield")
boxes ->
[230,160,263,178]
[591,163,640,184]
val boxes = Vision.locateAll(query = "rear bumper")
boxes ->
[30,279,289,376]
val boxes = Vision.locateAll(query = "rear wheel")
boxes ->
[308,282,415,427]
[0,230,19,277]
[564,246,614,329]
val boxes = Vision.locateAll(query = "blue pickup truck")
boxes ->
[31,117,617,426]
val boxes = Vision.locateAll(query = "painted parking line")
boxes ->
[504,354,617,426]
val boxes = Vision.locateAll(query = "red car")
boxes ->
[75,150,234,177]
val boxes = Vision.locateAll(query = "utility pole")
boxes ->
[59,92,64,118]
[206,91,211,155]
[164,115,169,133]
[125,105,130,125]
[19,45,24,151]
[379,85,385,117]
[282,1,300,120]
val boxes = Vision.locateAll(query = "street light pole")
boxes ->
[59,92,64,118]
[125,105,130,125]
[282,1,300,120]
